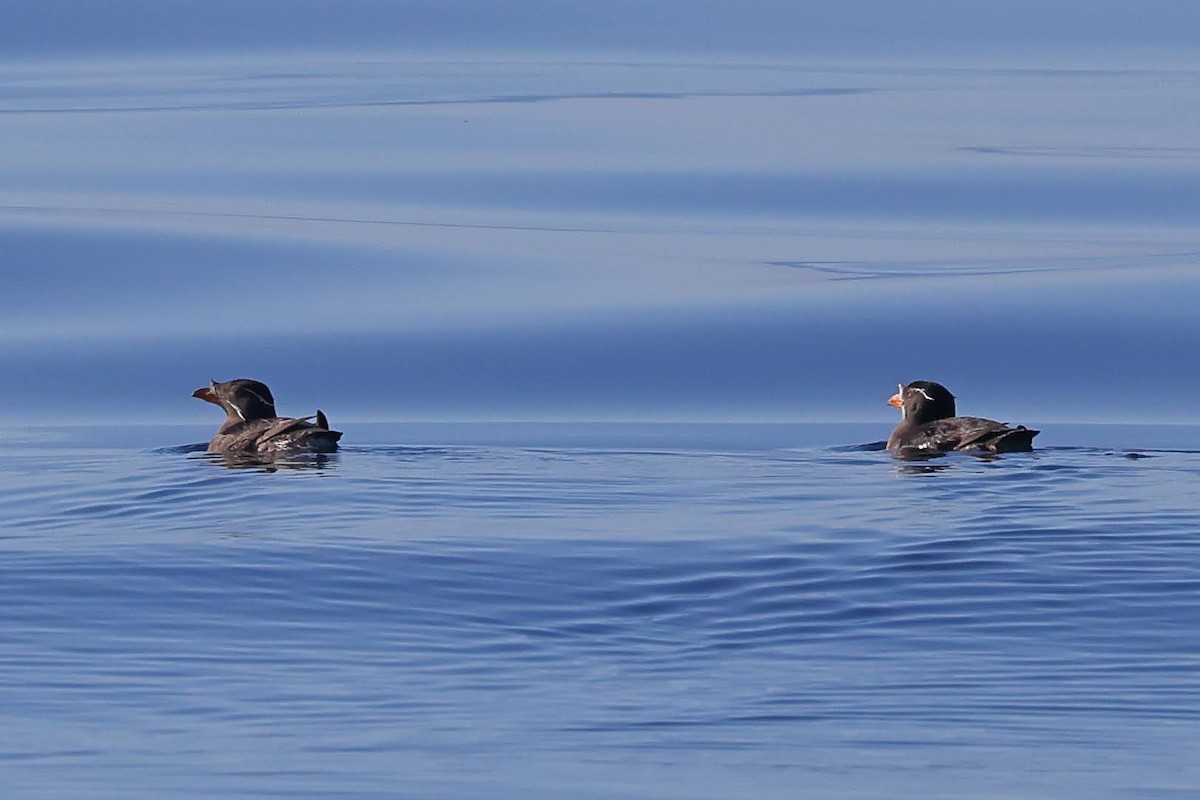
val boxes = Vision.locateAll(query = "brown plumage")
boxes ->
[886,380,1038,455]
[192,378,342,454]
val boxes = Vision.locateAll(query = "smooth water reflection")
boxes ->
[1,56,1199,423]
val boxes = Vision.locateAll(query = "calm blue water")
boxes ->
[4,3,1200,797]
[2,53,1199,422]
[2,423,1200,799]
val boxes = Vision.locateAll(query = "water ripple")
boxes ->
[3,427,1200,798]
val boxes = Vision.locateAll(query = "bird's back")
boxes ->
[208,415,341,454]
[889,416,1038,454]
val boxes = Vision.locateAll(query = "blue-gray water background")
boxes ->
[2,2,1199,798]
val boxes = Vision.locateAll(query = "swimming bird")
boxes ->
[192,378,342,454]
[886,380,1038,454]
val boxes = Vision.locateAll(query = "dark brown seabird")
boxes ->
[192,378,342,454]
[886,380,1038,454]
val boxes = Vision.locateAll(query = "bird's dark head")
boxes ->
[888,380,956,424]
[192,378,278,422]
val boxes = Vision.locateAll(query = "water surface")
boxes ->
[2,423,1199,799]
[2,54,1199,422]
[3,6,1200,798]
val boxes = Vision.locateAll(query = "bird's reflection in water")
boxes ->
[194,450,340,473]
[891,448,1004,475]
[893,460,954,475]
